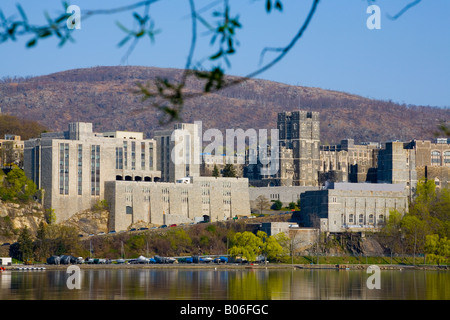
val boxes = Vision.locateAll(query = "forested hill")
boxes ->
[0,66,448,144]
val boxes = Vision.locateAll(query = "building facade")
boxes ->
[319,139,380,185]
[277,110,321,187]
[299,182,408,234]
[377,141,417,198]
[24,122,160,222]
[153,123,201,182]
[0,134,24,168]
[105,176,250,231]
[405,139,450,189]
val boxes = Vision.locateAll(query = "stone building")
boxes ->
[153,123,201,182]
[200,153,244,178]
[299,182,408,234]
[319,139,380,185]
[277,110,321,187]
[0,134,24,168]
[377,141,417,198]
[248,185,318,210]
[105,176,250,232]
[24,122,160,223]
[405,139,450,189]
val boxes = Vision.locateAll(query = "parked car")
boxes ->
[138,227,149,231]
[160,225,167,228]
[169,224,177,227]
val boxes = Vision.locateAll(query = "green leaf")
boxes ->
[118,35,132,47]
[26,38,37,48]
[266,0,272,12]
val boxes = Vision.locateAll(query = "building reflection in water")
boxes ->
[0,268,448,300]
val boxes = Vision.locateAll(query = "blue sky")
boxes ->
[1,0,449,108]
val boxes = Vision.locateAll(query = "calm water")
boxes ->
[0,268,448,300]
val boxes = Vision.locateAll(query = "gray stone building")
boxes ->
[24,122,160,223]
[0,134,24,168]
[299,182,408,234]
[277,110,321,187]
[319,139,380,185]
[405,138,450,189]
[105,176,250,231]
[377,141,417,198]
[24,122,251,230]
[248,185,319,210]
[153,123,201,182]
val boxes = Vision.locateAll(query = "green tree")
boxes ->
[212,164,220,177]
[229,231,263,262]
[168,228,192,254]
[379,209,404,260]
[222,163,236,177]
[425,234,450,265]
[271,199,282,210]
[401,215,428,264]
[17,226,33,262]
[34,221,48,261]
[257,231,283,262]
[45,208,56,224]
[288,202,296,210]
[0,165,37,202]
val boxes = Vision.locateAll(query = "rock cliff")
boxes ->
[0,200,45,244]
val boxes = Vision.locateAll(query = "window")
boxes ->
[131,141,136,170]
[444,151,450,165]
[91,145,100,196]
[431,151,441,166]
[359,214,364,224]
[368,214,374,224]
[349,214,354,224]
[149,144,154,170]
[116,147,123,169]
[123,141,128,169]
[141,142,146,170]
[77,144,82,195]
[59,143,69,195]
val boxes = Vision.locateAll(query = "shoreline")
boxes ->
[3,263,448,271]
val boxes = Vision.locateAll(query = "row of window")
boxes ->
[347,214,384,224]
[59,143,101,196]
[431,150,450,165]
[116,142,155,170]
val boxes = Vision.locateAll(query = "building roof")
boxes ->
[325,182,405,192]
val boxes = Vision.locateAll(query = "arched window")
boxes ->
[378,214,385,225]
[359,214,364,224]
[368,214,374,224]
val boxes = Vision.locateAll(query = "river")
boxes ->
[0,267,448,300]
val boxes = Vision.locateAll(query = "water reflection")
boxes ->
[0,268,448,300]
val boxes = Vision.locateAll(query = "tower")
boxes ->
[277,110,320,186]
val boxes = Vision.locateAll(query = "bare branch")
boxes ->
[387,0,422,20]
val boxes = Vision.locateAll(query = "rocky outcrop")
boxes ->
[0,200,45,243]
[61,209,109,236]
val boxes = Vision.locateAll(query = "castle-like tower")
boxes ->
[277,110,320,186]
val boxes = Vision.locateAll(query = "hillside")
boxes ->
[0,66,448,144]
